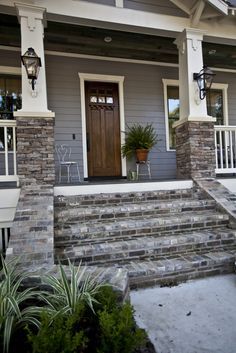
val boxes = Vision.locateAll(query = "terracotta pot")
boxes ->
[135,149,149,162]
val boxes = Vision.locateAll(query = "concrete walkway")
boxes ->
[131,274,236,353]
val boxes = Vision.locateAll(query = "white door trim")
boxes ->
[78,73,126,178]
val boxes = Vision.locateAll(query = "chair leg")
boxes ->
[147,162,151,179]
[66,166,70,183]
[59,166,62,183]
[136,163,139,180]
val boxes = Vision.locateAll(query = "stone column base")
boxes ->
[16,116,55,186]
[175,120,216,179]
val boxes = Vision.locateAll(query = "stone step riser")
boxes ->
[55,203,216,224]
[54,189,200,209]
[129,256,235,289]
[56,241,236,266]
[54,216,229,244]
[55,230,236,258]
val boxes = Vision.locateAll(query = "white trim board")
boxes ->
[78,73,126,179]
[54,180,193,196]
[1,45,236,74]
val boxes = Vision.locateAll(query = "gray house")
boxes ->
[0,0,236,287]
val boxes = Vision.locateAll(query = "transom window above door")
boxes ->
[163,79,228,150]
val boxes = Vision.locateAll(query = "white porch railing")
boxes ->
[214,125,236,174]
[0,120,18,184]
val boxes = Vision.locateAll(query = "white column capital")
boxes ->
[15,3,46,29]
[174,28,206,55]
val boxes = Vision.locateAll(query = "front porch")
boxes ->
[2,119,236,188]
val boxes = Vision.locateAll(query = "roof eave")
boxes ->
[207,0,228,15]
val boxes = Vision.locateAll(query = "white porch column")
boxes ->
[174,28,216,180]
[15,3,53,115]
[174,28,214,123]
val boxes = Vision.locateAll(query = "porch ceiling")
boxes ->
[0,14,236,70]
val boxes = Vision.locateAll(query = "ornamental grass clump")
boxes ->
[0,256,43,353]
[41,260,105,320]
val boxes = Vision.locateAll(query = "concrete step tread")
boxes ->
[64,227,236,257]
[55,199,216,222]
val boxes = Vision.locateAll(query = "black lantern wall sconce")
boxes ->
[21,47,41,90]
[193,65,215,100]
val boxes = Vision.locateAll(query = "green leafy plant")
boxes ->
[0,256,42,353]
[121,123,159,158]
[28,304,88,353]
[42,260,105,320]
[97,301,146,353]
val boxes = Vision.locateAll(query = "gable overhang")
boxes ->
[207,0,228,15]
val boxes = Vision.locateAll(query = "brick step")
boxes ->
[55,227,236,266]
[55,199,216,224]
[54,188,203,210]
[126,250,236,289]
[54,210,229,244]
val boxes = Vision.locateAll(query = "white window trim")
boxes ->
[78,73,126,179]
[162,79,179,152]
[162,79,229,152]
[210,82,229,125]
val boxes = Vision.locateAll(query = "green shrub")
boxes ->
[95,286,147,353]
[97,302,146,353]
[27,303,88,353]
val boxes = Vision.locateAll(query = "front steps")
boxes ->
[54,186,236,288]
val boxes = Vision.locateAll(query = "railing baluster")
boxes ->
[12,126,17,176]
[214,129,218,169]
[225,130,228,169]
[219,130,223,169]
[4,126,9,175]
[234,129,236,168]
[229,130,233,168]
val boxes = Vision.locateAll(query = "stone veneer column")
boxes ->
[175,121,216,179]
[174,29,216,179]
[16,116,55,186]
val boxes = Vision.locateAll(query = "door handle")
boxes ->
[86,133,90,152]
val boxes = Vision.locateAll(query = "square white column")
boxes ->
[174,28,215,124]
[14,3,54,117]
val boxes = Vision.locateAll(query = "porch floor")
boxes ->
[54,179,193,196]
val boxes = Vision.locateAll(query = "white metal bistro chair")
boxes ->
[55,144,81,183]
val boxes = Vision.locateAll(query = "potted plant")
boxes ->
[121,123,159,162]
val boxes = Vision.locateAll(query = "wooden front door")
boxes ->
[85,81,121,178]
